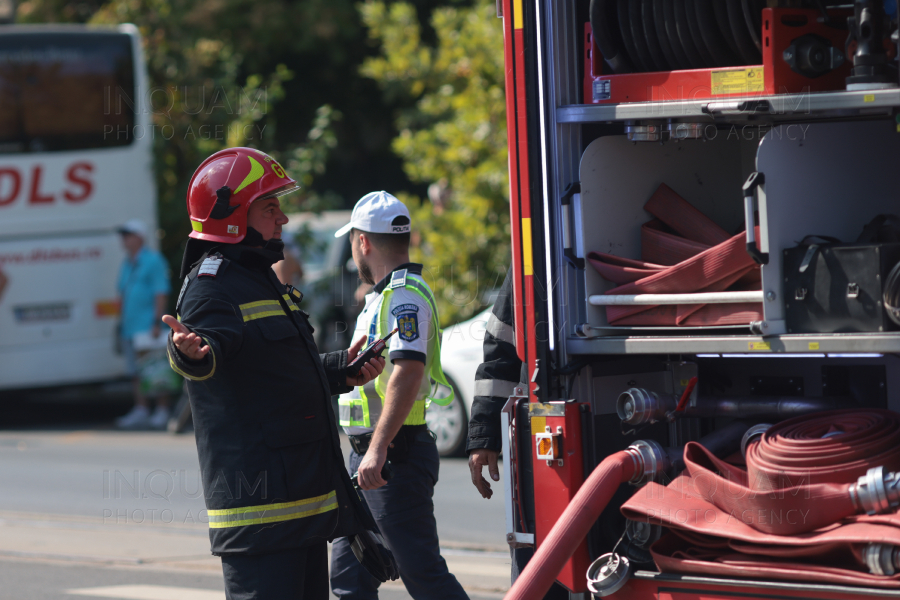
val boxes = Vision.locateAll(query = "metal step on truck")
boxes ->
[496,1,900,599]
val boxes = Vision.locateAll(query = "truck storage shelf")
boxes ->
[557,88,900,125]
[566,332,900,355]
[633,570,900,597]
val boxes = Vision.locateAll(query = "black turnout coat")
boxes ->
[167,244,365,555]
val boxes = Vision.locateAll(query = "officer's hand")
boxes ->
[357,446,389,490]
[469,449,500,499]
[345,336,386,387]
[161,315,209,361]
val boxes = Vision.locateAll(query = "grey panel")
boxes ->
[757,120,900,323]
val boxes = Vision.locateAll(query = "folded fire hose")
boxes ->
[504,422,751,600]
[643,183,731,247]
[587,184,764,327]
[619,409,900,588]
[589,229,763,326]
[641,219,711,266]
[504,410,900,599]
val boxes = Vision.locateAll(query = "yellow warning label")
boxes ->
[531,416,546,434]
[808,342,820,350]
[711,68,764,96]
[748,341,771,351]
[864,94,876,103]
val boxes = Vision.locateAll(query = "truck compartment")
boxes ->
[571,120,900,355]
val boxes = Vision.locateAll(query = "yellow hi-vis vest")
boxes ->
[338,273,453,430]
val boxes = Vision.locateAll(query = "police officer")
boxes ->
[163,147,385,600]
[329,191,468,600]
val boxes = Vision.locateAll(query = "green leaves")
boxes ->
[361,0,510,325]
[17,0,510,326]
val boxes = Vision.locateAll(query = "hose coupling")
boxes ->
[740,423,772,457]
[625,439,670,485]
[849,466,900,515]
[617,388,674,426]
[625,519,663,549]
[865,543,900,576]
[586,552,632,597]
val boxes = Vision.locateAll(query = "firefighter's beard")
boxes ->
[357,257,375,285]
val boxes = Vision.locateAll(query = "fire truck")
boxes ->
[497,1,900,599]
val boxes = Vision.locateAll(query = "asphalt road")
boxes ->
[0,400,511,599]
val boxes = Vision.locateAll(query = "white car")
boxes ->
[425,307,493,456]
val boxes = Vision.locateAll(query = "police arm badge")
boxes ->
[397,313,419,342]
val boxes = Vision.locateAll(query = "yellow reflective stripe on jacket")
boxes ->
[207,490,337,528]
[168,336,216,381]
[282,294,300,311]
[239,300,285,322]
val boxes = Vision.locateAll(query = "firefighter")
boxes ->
[329,191,468,600]
[467,266,568,599]
[163,147,385,600]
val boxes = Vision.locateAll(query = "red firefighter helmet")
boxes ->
[186,147,299,243]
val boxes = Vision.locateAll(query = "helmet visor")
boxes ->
[262,182,301,201]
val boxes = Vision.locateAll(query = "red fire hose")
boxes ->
[686,409,900,535]
[503,451,637,600]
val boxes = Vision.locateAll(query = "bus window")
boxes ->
[0,32,135,153]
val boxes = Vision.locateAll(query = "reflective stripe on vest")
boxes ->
[338,378,380,427]
[395,277,453,405]
[207,490,337,528]
[338,275,454,429]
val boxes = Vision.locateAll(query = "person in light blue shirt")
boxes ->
[115,218,172,429]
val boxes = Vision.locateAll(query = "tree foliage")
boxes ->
[360,0,509,325]
[16,0,407,282]
[15,0,511,326]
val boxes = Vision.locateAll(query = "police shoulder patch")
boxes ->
[397,312,419,342]
[391,303,419,316]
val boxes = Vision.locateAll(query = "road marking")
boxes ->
[67,585,222,600]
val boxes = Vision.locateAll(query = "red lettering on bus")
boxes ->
[28,166,54,204]
[0,168,21,206]
[64,162,94,202]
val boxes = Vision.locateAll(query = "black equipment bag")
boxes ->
[783,240,900,334]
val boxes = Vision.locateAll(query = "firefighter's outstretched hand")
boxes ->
[162,315,209,361]
[469,449,500,499]
[345,335,386,387]
[357,446,389,490]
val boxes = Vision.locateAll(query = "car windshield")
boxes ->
[295,226,336,273]
[282,210,351,281]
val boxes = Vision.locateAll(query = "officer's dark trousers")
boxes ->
[222,542,328,600]
[330,438,469,600]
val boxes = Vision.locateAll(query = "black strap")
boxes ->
[798,234,842,246]
[857,214,900,244]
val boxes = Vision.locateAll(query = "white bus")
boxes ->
[0,25,156,392]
